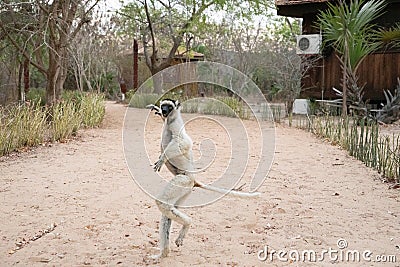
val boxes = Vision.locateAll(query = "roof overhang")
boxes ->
[275,0,330,17]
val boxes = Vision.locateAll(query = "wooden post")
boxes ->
[133,39,138,91]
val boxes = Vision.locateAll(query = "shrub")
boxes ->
[80,93,106,127]
[128,93,160,108]
[50,100,82,142]
[26,88,46,106]
[0,102,47,156]
[198,97,249,119]
[0,92,106,157]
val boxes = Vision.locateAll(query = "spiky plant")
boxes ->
[375,23,400,49]
[318,0,386,116]
[376,78,400,124]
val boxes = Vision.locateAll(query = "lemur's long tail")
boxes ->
[194,181,261,198]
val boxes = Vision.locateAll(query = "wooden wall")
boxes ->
[293,1,400,102]
[300,51,400,102]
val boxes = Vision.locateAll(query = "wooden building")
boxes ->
[275,0,400,102]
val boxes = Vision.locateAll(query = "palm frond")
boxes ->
[375,23,400,48]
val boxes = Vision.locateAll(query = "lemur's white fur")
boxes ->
[146,99,260,259]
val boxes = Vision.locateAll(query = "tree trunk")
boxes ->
[23,58,30,95]
[46,47,63,105]
[133,39,139,90]
[341,45,348,117]
[151,68,164,94]
[342,63,348,117]
[286,99,294,127]
[18,60,24,102]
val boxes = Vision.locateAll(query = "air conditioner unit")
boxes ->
[296,34,322,55]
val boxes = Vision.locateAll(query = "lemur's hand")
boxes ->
[146,104,162,117]
[146,104,156,110]
[153,156,164,172]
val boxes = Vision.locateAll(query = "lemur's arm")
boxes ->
[146,104,163,118]
[154,139,191,172]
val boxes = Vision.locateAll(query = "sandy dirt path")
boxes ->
[1,102,399,266]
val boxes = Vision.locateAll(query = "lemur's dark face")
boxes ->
[160,99,179,118]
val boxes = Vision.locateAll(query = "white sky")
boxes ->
[99,0,281,31]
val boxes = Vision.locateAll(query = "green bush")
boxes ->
[128,93,160,108]
[181,99,200,113]
[26,88,46,106]
[127,92,249,119]
[197,97,249,119]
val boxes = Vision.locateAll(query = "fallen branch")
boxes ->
[9,222,57,255]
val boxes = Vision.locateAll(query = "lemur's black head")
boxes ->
[159,99,180,118]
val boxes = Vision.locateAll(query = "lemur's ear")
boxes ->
[175,100,181,108]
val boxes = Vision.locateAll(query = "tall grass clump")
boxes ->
[306,116,400,182]
[50,100,82,142]
[199,97,249,119]
[0,91,106,157]
[79,93,105,127]
[62,91,106,127]
[218,96,249,119]
[181,99,200,113]
[0,103,47,156]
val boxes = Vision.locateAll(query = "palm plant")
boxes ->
[375,22,400,49]
[318,0,386,116]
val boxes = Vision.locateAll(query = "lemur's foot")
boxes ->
[175,237,184,247]
[149,247,169,260]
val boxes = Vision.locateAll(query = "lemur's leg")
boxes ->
[152,175,193,258]
[157,215,171,258]
[153,202,192,258]
[174,191,192,247]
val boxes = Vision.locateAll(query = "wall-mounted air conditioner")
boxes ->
[296,34,322,55]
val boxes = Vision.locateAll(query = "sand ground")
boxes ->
[1,101,399,266]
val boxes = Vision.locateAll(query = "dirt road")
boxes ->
[1,102,399,266]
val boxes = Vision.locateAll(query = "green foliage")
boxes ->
[215,96,249,119]
[62,91,106,128]
[181,99,200,113]
[181,97,249,119]
[318,0,386,71]
[267,17,301,46]
[62,90,85,103]
[128,92,249,119]
[318,0,386,115]
[128,93,160,108]
[375,23,400,49]
[26,88,46,106]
